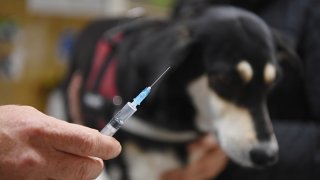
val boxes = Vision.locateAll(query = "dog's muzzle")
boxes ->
[249,135,279,167]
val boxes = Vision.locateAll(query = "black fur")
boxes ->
[172,0,308,120]
[71,6,283,179]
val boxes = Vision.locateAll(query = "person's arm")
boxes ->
[300,1,320,120]
[0,105,121,180]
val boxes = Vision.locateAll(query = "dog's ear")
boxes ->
[170,25,195,65]
[268,29,307,118]
[171,0,212,18]
[130,24,194,70]
[272,29,303,77]
[117,22,195,96]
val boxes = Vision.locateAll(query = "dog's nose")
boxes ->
[250,147,278,167]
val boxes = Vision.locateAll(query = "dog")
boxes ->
[172,0,308,120]
[69,6,283,179]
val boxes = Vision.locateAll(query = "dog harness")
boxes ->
[82,19,199,143]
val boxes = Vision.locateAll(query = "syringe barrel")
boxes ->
[100,102,137,136]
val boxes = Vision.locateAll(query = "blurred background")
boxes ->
[0,0,172,112]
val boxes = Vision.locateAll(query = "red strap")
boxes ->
[86,39,111,90]
[86,35,121,100]
[99,58,118,99]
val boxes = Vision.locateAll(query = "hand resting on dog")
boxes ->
[161,135,228,180]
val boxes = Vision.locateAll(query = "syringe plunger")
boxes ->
[100,102,136,136]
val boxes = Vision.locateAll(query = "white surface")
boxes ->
[27,0,128,17]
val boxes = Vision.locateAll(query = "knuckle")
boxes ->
[21,105,40,116]
[18,152,43,169]
[77,164,88,180]
[21,156,37,167]
[17,106,46,138]
[78,135,96,154]
[22,105,37,111]
[23,124,45,138]
[72,158,103,180]
[75,162,90,180]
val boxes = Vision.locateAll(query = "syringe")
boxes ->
[100,67,171,136]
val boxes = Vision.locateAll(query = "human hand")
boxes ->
[161,135,228,180]
[0,105,121,180]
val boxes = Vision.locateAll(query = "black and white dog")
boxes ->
[69,6,288,180]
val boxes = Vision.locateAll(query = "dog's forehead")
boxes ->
[199,8,272,40]
[198,10,275,63]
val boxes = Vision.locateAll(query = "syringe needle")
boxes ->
[132,67,171,106]
[150,67,171,88]
[101,66,171,136]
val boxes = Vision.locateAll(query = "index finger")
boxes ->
[47,119,121,160]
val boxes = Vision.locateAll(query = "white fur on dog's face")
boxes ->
[187,75,278,167]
